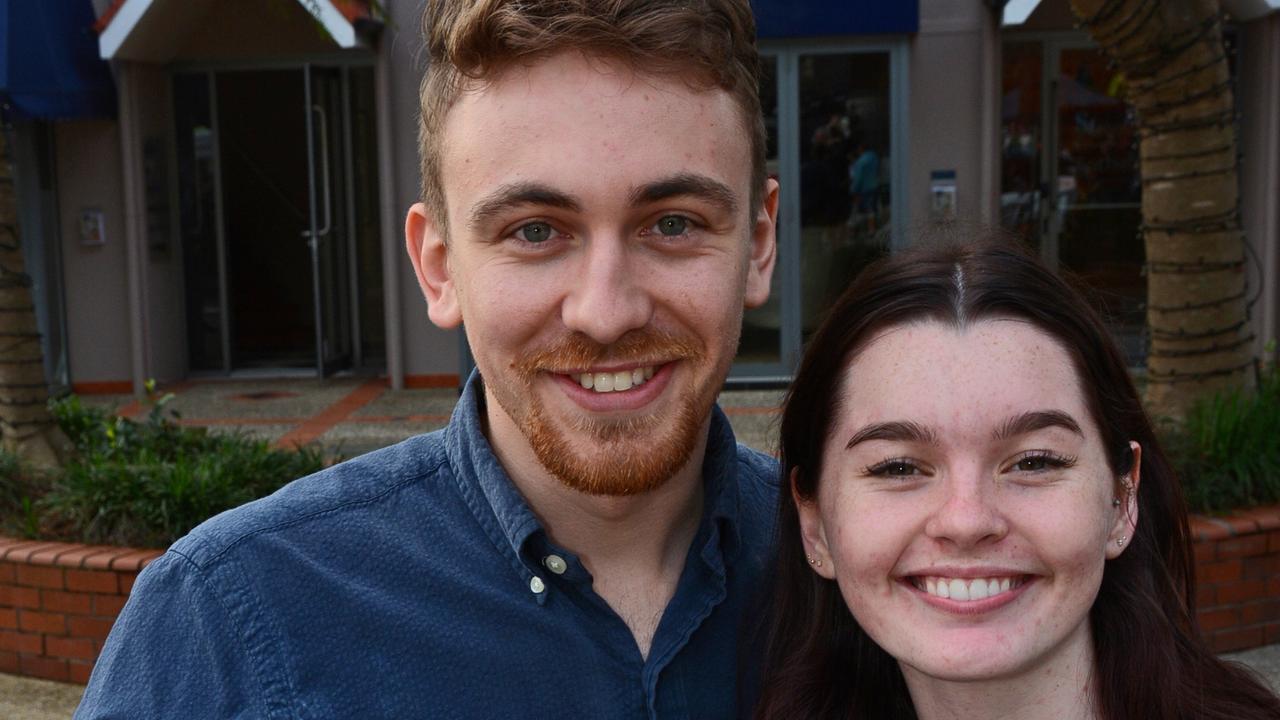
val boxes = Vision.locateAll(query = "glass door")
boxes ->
[305,65,354,376]
[1001,40,1144,362]
[175,64,380,377]
[732,43,904,381]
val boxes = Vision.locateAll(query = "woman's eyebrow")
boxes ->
[993,410,1083,440]
[845,421,939,450]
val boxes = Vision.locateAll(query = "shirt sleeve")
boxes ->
[73,550,281,720]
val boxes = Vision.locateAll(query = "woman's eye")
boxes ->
[1009,452,1076,473]
[653,215,690,237]
[1016,456,1049,472]
[865,459,921,477]
[514,221,556,244]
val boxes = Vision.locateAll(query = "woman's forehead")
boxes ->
[834,319,1093,435]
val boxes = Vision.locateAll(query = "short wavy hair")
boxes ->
[417,0,767,234]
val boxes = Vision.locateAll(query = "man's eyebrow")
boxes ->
[845,421,939,450]
[993,410,1083,441]
[468,182,583,230]
[628,173,739,216]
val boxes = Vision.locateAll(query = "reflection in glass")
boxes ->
[799,52,891,339]
[1000,42,1043,242]
[1056,48,1143,360]
[737,55,781,364]
[1000,44,1145,363]
[174,74,224,371]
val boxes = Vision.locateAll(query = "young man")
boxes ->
[76,1,778,716]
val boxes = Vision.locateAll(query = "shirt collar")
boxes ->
[444,370,745,568]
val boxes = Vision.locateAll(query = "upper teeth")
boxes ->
[914,576,1022,601]
[574,366,656,393]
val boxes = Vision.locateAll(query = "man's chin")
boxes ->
[527,407,708,496]
[532,433,697,497]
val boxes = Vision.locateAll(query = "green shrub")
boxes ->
[0,392,331,549]
[1165,361,1280,514]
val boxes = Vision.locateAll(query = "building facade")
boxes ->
[6,0,1279,394]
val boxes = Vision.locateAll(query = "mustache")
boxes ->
[513,329,705,377]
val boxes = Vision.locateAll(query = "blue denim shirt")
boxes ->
[76,375,779,719]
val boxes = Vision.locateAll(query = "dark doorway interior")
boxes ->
[217,69,314,368]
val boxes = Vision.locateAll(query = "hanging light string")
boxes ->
[1075,0,1259,385]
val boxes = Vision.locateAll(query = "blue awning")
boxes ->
[751,0,918,37]
[0,0,116,121]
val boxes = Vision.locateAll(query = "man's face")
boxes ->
[407,51,777,496]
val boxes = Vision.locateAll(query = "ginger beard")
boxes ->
[487,328,719,496]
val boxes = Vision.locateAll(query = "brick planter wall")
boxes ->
[0,537,161,683]
[1191,505,1280,653]
[0,507,1278,684]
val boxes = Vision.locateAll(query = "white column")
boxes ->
[115,61,151,396]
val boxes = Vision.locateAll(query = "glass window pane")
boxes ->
[1054,48,1144,362]
[1000,42,1043,241]
[737,55,781,364]
[798,52,890,339]
[174,73,224,371]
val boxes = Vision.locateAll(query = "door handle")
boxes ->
[302,103,333,243]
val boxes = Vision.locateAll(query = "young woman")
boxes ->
[755,240,1279,719]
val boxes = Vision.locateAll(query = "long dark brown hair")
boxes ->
[754,239,1280,719]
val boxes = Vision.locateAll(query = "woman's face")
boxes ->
[796,319,1139,685]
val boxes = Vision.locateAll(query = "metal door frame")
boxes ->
[173,59,373,376]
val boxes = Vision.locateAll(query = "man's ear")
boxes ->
[1106,441,1141,560]
[792,467,836,580]
[744,177,780,309]
[405,202,461,329]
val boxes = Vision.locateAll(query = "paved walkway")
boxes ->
[3,376,1273,715]
[86,377,787,460]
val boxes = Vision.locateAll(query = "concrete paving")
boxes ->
[4,376,1263,715]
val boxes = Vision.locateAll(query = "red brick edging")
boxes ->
[0,504,1276,685]
[0,537,161,683]
[1190,505,1280,652]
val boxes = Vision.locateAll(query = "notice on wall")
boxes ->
[930,169,957,223]
[80,209,105,247]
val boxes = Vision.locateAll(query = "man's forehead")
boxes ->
[438,52,753,215]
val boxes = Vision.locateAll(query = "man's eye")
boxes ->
[653,215,690,237]
[514,221,556,244]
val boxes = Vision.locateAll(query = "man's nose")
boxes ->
[561,236,653,345]
[923,466,1009,549]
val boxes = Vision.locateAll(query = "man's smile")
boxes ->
[571,365,657,392]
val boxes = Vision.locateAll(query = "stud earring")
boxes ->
[806,554,823,568]
[1116,535,1126,547]
[1112,498,1121,507]
[806,554,815,565]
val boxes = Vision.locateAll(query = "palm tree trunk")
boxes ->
[1070,0,1253,419]
[0,128,67,470]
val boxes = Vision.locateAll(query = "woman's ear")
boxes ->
[793,467,836,579]
[1106,441,1141,560]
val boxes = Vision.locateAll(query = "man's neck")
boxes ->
[483,394,712,659]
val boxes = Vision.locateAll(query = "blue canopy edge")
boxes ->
[0,0,116,121]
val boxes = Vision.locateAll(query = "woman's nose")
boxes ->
[923,468,1010,549]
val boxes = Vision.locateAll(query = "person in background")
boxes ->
[755,239,1280,720]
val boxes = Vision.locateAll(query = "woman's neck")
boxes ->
[900,623,1100,720]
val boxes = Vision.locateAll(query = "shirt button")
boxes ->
[529,576,545,594]
[543,555,567,575]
